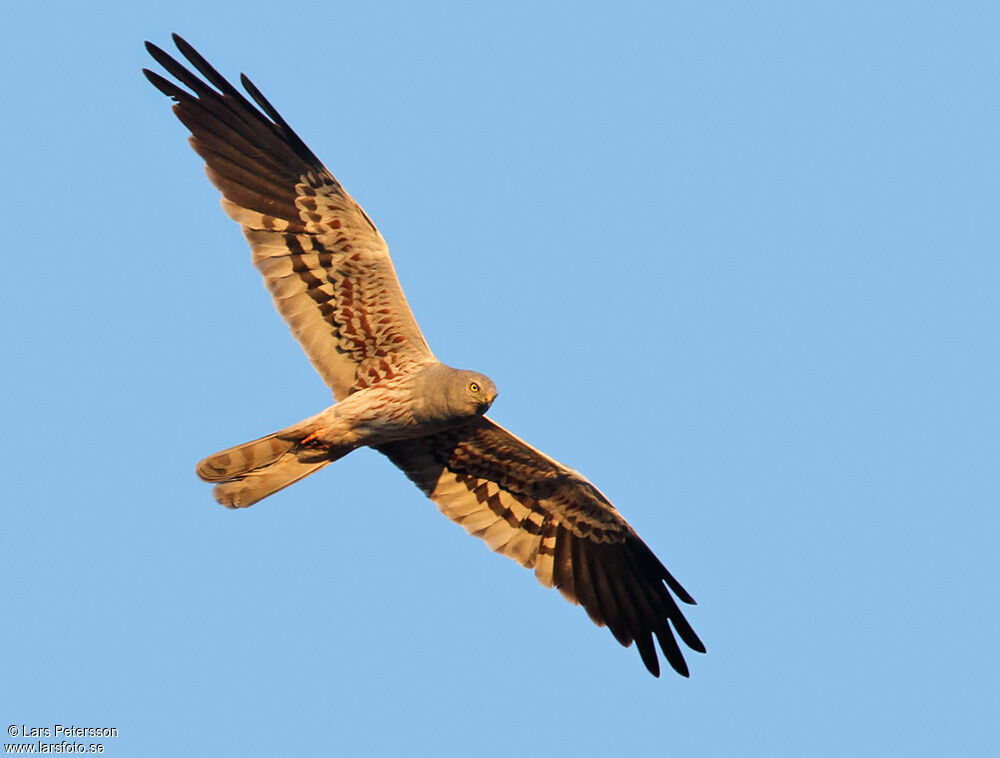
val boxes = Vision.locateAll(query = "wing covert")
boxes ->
[144,35,433,398]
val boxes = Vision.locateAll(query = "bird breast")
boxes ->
[324,365,475,447]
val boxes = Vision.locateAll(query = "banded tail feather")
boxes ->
[197,430,352,509]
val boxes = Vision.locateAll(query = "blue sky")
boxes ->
[3,1,998,755]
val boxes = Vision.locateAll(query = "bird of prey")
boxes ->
[144,34,705,677]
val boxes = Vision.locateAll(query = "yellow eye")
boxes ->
[469,382,480,393]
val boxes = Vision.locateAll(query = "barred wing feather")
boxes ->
[378,417,706,677]
[143,35,432,399]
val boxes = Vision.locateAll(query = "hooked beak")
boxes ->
[479,390,497,414]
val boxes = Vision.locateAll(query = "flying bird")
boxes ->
[143,34,705,677]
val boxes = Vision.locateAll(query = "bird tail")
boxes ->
[196,426,352,509]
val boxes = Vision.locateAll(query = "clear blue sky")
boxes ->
[3,2,998,755]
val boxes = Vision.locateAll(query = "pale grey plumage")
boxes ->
[198,365,497,507]
[145,35,705,677]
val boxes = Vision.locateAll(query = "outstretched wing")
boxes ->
[144,35,433,399]
[378,418,705,677]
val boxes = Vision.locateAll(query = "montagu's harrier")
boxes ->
[144,35,705,677]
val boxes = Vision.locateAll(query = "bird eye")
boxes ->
[469,382,480,393]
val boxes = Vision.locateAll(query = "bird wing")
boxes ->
[144,35,433,399]
[377,417,705,677]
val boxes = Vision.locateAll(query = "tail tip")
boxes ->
[196,454,233,482]
[213,482,261,509]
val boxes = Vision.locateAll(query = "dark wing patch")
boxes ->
[144,35,433,398]
[378,417,705,677]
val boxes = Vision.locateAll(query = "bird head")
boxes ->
[448,369,498,417]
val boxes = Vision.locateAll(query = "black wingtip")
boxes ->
[666,574,697,606]
[171,33,229,93]
[143,33,325,174]
[171,34,198,64]
[144,39,175,72]
[142,68,186,101]
[143,41,182,94]
[171,33,199,61]
[239,73,278,121]
[238,71,323,168]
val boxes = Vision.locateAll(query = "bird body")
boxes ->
[197,363,497,507]
[145,35,705,677]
